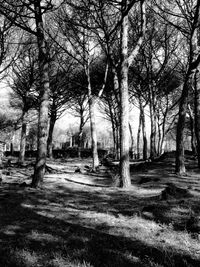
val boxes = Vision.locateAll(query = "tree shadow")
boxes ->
[0,182,200,267]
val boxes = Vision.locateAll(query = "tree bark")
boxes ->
[159,97,170,156]
[129,123,134,159]
[157,112,162,156]
[86,60,99,170]
[88,96,99,169]
[175,82,189,174]
[149,88,157,160]
[139,99,147,160]
[194,69,200,166]
[137,113,141,159]
[119,0,146,187]
[119,4,131,188]
[78,113,84,158]
[176,3,200,174]
[47,108,56,159]
[112,68,120,160]
[188,104,197,154]
[18,111,27,165]
[107,98,117,157]
[32,1,50,188]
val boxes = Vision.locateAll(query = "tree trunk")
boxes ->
[176,8,200,173]
[175,82,189,174]
[157,113,162,156]
[129,123,134,160]
[190,113,197,154]
[149,98,157,159]
[78,113,84,158]
[86,60,99,170]
[116,125,120,160]
[159,98,169,156]
[119,5,131,188]
[18,111,27,165]
[111,67,120,160]
[137,112,141,159]
[140,99,147,160]
[188,104,197,154]
[108,101,117,157]
[194,69,200,166]
[47,109,56,159]
[88,96,99,169]
[32,1,50,188]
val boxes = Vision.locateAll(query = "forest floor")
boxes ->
[0,152,200,266]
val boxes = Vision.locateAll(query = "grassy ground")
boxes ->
[0,154,200,266]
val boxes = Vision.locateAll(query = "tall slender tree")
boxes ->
[52,2,109,170]
[119,0,146,187]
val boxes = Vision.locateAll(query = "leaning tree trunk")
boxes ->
[119,7,131,188]
[32,1,50,188]
[18,111,27,165]
[47,107,57,159]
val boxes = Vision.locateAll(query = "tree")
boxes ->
[47,54,75,158]
[84,0,146,186]
[0,0,56,187]
[9,42,38,164]
[68,69,89,158]
[52,2,109,170]
[155,1,200,174]
[118,0,146,187]
[100,77,120,159]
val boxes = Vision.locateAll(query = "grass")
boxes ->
[0,155,200,266]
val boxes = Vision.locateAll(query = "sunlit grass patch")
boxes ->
[49,255,93,267]
[14,249,38,267]
[0,247,39,267]
[27,230,62,243]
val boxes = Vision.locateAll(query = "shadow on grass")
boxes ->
[0,183,200,267]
